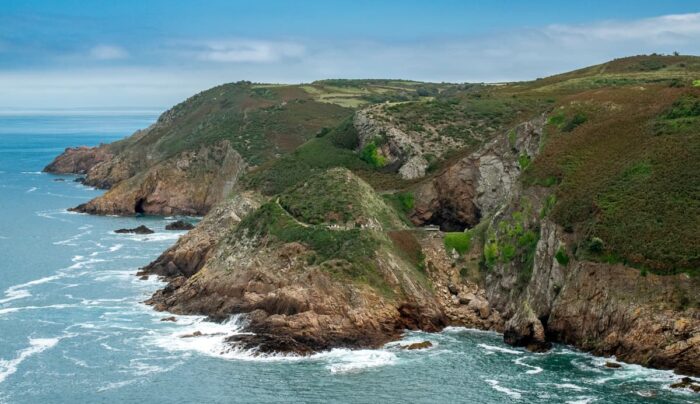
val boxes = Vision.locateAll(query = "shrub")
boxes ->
[396,192,415,212]
[555,246,570,266]
[518,154,531,170]
[588,237,604,253]
[501,243,516,261]
[484,241,499,266]
[693,80,700,87]
[360,142,387,168]
[562,113,587,132]
[444,232,472,255]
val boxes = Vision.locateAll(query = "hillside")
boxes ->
[49,54,700,376]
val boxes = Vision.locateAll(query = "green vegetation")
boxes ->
[278,168,403,229]
[654,94,700,135]
[561,113,588,132]
[540,194,557,218]
[555,246,570,266]
[693,80,700,87]
[444,231,472,255]
[360,142,388,167]
[518,154,531,170]
[236,202,392,294]
[526,87,700,274]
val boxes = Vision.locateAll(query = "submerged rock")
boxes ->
[114,225,154,234]
[160,316,177,322]
[605,361,622,368]
[165,220,194,231]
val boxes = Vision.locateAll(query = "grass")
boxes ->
[444,231,472,255]
[525,86,700,273]
[236,202,392,295]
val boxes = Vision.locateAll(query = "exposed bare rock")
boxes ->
[43,145,113,175]
[72,140,246,216]
[114,225,154,234]
[353,106,463,180]
[503,303,551,352]
[403,341,433,350]
[411,114,545,230]
[139,191,262,278]
[165,220,195,231]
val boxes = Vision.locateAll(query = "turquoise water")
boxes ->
[0,114,697,404]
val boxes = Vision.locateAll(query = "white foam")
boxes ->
[565,397,596,404]
[26,187,38,193]
[96,379,138,392]
[108,244,123,252]
[0,337,60,384]
[537,382,586,392]
[119,232,182,243]
[485,379,524,399]
[21,171,42,175]
[0,304,77,316]
[1,274,64,304]
[320,349,397,374]
[514,356,543,374]
[478,343,522,355]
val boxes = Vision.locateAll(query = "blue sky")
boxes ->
[1,0,699,109]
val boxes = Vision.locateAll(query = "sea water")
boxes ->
[0,112,697,403]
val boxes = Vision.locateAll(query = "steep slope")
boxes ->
[144,168,446,352]
[48,54,700,375]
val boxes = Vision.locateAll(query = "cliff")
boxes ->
[49,55,700,376]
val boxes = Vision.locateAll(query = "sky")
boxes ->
[1,0,699,110]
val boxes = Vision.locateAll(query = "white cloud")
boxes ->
[89,45,129,60]
[192,39,305,63]
[2,13,700,108]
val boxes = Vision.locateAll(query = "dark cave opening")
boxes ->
[134,198,146,215]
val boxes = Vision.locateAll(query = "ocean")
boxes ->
[0,113,696,403]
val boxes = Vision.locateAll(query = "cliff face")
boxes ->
[144,169,447,353]
[72,140,245,216]
[43,145,114,175]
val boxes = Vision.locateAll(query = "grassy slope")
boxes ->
[243,55,700,276]
[236,168,426,296]
[514,55,700,274]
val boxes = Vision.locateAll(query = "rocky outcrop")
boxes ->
[411,114,545,230]
[114,225,154,234]
[353,106,464,180]
[139,191,262,278]
[43,145,113,175]
[71,141,246,216]
[165,220,195,231]
[146,234,446,354]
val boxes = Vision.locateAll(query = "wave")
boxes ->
[26,187,38,193]
[485,379,525,399]
[514,356,543,374]
[1,274,65,304]
[319,349,397,374]
[478,343,522,355]
[0,304,77,316]
[116,232,182,243]
[0,337,60,384]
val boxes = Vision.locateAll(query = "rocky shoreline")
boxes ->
[43,71,700,379]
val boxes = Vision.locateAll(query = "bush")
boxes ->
[444,232,472,255]
[588,237,604,253]
[562,113,587,132]
[396,192,415,212]
[484,241,499,266]
[555,246,570,266]
[360,142,388,168]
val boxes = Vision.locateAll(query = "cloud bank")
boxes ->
[1,13,699,109]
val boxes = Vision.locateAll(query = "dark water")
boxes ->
[0,114,697,403]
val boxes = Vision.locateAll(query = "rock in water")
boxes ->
[114,225,154,234]
[165,220,194,231]
[605,361,622,368]
[403,341,433,350]
[670,377,700,393]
